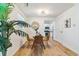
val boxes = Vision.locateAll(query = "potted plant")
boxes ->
[0,3,30,56]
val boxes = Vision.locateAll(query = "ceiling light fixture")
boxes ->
[37,8,49,16]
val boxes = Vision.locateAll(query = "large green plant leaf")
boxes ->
[9,29,27,37]
[0,3,13,20]
[9,20,31,27]
[0,36,12,49]
[14,30,27,37]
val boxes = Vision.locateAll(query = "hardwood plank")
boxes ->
[14,39,78,56]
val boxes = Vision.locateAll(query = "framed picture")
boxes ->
[65,18,71,28]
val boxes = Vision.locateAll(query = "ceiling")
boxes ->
[15,3,74,17]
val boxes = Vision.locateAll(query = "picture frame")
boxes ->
[65,18,71,28]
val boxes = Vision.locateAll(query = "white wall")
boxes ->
[55,4,79,54]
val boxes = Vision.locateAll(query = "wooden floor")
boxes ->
[14,38,78,56]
